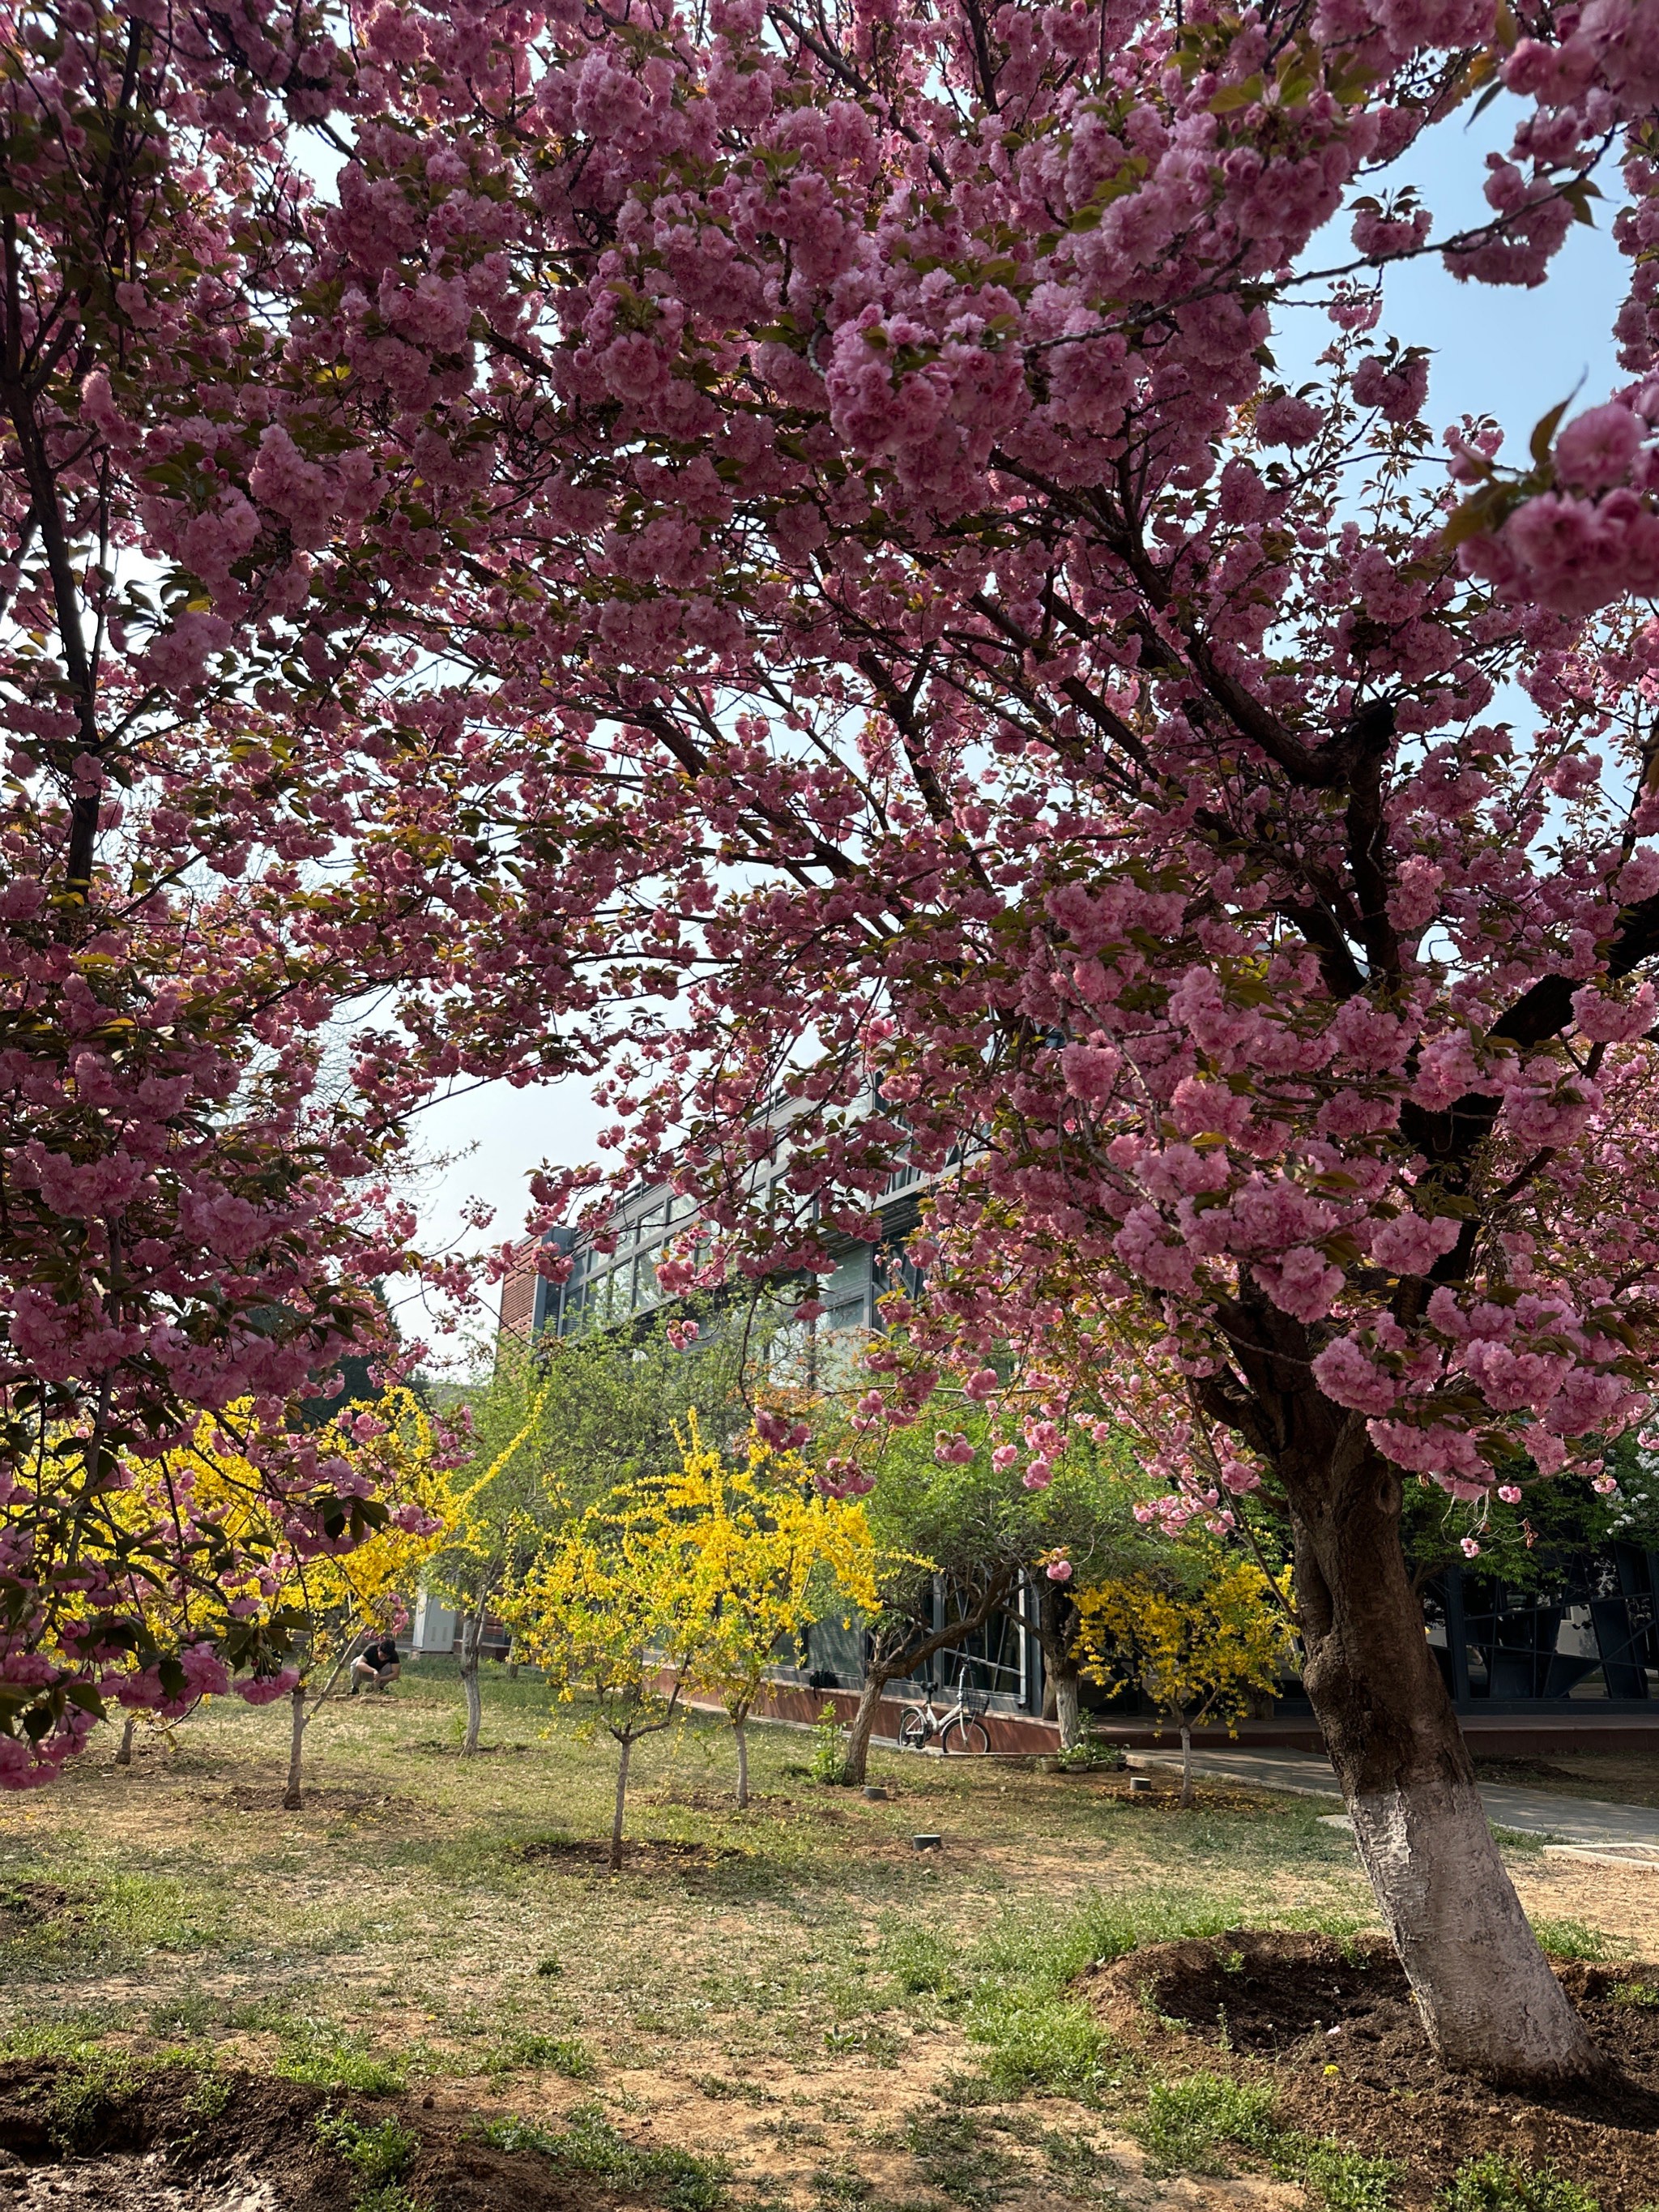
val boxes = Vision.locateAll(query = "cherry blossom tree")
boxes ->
[9,0,1659,2095]
[304,0,1657,2090]
[0,0,515,1776]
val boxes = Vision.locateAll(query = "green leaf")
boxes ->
[1530,397,1572,468]
[1209,74,1265,112]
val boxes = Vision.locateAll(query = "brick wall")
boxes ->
[498,1259,539,1339]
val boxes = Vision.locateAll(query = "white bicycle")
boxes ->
[897,1670,992,1755]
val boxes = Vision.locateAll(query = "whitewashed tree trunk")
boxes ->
[1179,1719,1192,1807]
[1292,1427,1603,2089]
[460,1601,486,1757]
[1053,1668,1081,1751]
[1346,1767,1594,2083]
[1036,1582,1084,1750]
[284,1687,307,1810]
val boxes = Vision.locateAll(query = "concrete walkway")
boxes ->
[1131,1744,1659,1860]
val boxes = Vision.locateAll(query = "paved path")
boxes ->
[1131,1744,1659,1860]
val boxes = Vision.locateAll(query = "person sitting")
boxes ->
[349,1636,401,1696]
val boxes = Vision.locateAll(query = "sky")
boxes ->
[401,88,1633,1339]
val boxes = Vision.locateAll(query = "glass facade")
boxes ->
[1423,1548,1659,1707]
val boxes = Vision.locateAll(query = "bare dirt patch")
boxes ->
[1085,1929,1659,2207]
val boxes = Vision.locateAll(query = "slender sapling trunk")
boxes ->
[460,1598,487,1757]
[284,1686,307,1810]
[1179,1718,1192,1808]
[610,1732,633,1873]
[732,1706,751,1808]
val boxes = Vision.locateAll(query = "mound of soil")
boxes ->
[0,2060,625,2211]
[641,1788,792,1813]
[1084,1930,1659,2207]
[515,1836,742,1871]
[0,1881,86,1929]
[216,1787,402,1815]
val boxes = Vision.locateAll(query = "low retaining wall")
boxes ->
[680,1685,1659,1758]
[681,1679,1060,1754]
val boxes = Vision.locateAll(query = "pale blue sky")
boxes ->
[403,94,1632,1330]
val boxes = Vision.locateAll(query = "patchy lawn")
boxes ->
[0,1662,1648,2211]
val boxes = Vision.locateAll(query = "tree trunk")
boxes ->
[733,1712,750,1808]
[610,1734,632,1873]
[1292,1430,1602,2089]
[1179,1719,1192,1808]
[1036,1582,1084,1749]
[284,1688,307,1811]
[115,1715,134,1768]
[460,1608,484,1757]
[842,1670,893,1787]
[1053,1667,1081,1752]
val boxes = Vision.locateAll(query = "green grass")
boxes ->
[1137,2073,1278,2173]
[1529,1919,1617,1962]
[961,1892,1246,2101]
[477,2103,729,2211]
[0,1863,225,1966]
[484,2029,596,2084]
[273,2018,407,2095]
[1298,2137,1403,2212]
[47,2048,230,2152]
[0,2012,114,2061]
[902,2107,1020,2207]
[0,1660,1624,2212]
[1439,2153,1601,2212]
[317,2108,423,2212]
[1134,2071,1400,2206]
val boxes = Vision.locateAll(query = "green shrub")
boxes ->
[1137,2074,1277,2175]
[808,1706,849,1786]
[477,2103,727,2211]
[1053,1741,1128,1774]
[1439,2153,1600,2212]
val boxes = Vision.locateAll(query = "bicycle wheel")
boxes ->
[898,1708,931,1751]
[940,1716,990,1756]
